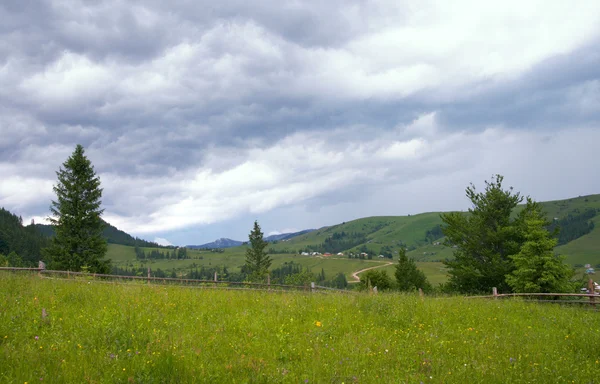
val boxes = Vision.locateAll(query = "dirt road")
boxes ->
[349,261,394,283]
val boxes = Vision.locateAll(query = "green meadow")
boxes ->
[107,244,407,284]
[1,273,599,383]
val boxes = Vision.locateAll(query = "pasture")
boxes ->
[1,273,599,383]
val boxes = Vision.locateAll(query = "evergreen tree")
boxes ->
[244,220,271,280]
[441,175,526,293]
[395,248,431,292]
[43,145,110,273]
[506,207,576,293]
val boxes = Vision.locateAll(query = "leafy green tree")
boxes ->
[441,175,529,293]
[284,269,315,285]
[43,145,110,273]
[244,220,272,280]
[506,208,576,293]
[359,269,393,291]
[395,248,431,292]
[7,251,24,267]
[0,253,8,267]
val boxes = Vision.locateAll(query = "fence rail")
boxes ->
[468,283,599,307]
[0,267,351,294]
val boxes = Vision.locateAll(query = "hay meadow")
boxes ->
[1,273,599,383]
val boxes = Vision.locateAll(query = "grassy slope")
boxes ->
[1,273,599,383]
[267,194,600,264]
[105,194,600,285]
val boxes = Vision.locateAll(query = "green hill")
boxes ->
[35,220,168,248]
[264,194,600,265]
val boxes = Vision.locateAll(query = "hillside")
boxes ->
[35,220,166,248]
[263,194,600,265]
[187,229,317,249]
[0,208,48,265]
[187,238,243,249]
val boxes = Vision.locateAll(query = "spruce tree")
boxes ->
[506,207,576,293]
[43,145,110,273]
[244,220,271,280]
[395,247,431,292]
[441,175,525,293]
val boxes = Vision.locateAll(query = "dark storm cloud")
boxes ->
[1,0,599,242]
[435,39,600,130]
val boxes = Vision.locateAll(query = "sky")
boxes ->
[1,1,599,246]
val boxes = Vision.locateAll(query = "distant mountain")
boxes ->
[187,238,243,249]
[35,220,167,248]
[265,229,316,242]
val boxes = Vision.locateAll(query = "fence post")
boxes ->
[589,279,596,307]
[267,274,271,290]
[147,267,151,285]
[418,288,424,299]
[492,287,498,299]
[311,282,315,293]
[214,271,218,282]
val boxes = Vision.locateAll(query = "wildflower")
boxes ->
[314,321,322,327]
[35,336,39,340]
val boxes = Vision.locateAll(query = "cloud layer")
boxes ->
[1,0,599,244]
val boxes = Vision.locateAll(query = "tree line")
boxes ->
[134,246,190,260]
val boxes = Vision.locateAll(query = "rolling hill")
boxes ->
[262,194,600,265]
[104,193,600,285]
[35,220,167,248]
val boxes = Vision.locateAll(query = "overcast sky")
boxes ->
[1,1,599,246]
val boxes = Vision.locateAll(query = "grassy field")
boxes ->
[1,273,599,383]
[107,245,411,284]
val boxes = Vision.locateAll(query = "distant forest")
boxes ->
[547,208,597,245]
[304,231,367,254]
[0,208,48,266]
[0,207,169,267]
[35,221,165,248]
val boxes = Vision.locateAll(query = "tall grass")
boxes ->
[1,272,599,383]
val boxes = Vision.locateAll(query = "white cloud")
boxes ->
[267,228,299,236]
[96,122,599,235]
[154,237,173,246]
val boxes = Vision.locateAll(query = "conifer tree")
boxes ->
[43,145,110,273]
[441,175,525,293]
[395,247,431,292]
[244,220,271,280]
[506,208,576,293]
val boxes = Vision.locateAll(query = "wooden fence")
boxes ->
[0,267,354,294]
[468,283,599,307]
